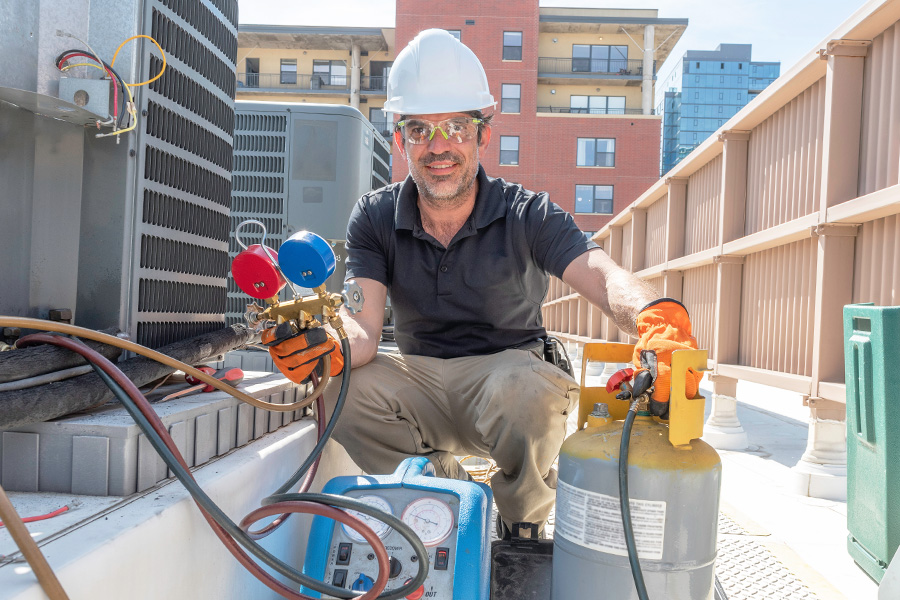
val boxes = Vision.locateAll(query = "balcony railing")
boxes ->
[237,73,387,94]
[537,57,654,77]
[368,119,393,140]
[537,106,648,116]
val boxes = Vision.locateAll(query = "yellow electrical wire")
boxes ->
[60,63,106,73]
[110,35,166,87]
[0,317,329,412]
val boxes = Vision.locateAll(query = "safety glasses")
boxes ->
[396,117,484,145]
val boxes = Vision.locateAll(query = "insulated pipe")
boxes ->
[0,317,327,412]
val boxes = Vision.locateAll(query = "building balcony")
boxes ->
[368,119,393,141]
[236,73,387,95]
[537,106,649,116]
[537,57,655,84]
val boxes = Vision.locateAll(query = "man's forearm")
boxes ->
[604,268,659,338]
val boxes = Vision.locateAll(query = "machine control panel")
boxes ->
[302,457,492,600]
[322,488,460,598]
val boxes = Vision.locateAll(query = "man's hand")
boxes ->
[262,322,344,384]
[632,299,703,416]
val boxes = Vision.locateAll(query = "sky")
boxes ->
[237,0,868,81]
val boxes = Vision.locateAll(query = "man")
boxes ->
[266,29,701,536]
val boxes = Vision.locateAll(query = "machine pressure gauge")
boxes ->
[401,497,454,547]
[341,495,394,543]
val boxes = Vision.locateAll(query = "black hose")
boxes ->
[59,335,427,600]
[619,403,650,600]
[275,337,351,495]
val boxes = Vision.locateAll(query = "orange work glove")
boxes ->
[262,323,343,385]
[632,299,703,417]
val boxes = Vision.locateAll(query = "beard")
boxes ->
[406,148,479,209]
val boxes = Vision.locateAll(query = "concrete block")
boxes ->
[254,406,268,439]
[1,432,39,491]
[217,406,235,456]
[237,403,254,447]
[194,413,216,466]
[138,433,167,490]
[71,436,109,496]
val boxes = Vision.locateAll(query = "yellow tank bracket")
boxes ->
[578,342,635,428]
[668,349,709,447]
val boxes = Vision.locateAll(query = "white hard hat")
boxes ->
[383,29,495,115]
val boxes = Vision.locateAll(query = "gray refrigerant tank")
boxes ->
[552,412,722,599]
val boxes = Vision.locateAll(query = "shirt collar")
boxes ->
[394,165,507,231]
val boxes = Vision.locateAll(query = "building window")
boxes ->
[693,119,698,126]
[739,63,743,69]
[575,185,614,214]
[694,106,699,113]
[694,92,699,99]
[576,138,615,167]
[696,62,700,68]
[446,30,461,40]
[718,92,723,100]
[718,106,724,113]
[570,95,626,114]
[280,59,297,84]
[695,76,700,83]
[719,75,724,83]
[503,32,523,60]
[573,45,629,73]
[499,136,519,165]
[501,84,521,113]
[313,60,347,86]
[737,77,742,84]
[720,62,725,69]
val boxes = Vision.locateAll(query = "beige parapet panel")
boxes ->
[739,239,818,377]
[682,263,717,355]
[858,20,900,196]
[686,153,723,255]
[644,199,667,270]
[630,207,647,272]
[853,215,900,306]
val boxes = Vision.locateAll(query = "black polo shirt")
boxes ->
[345,166,597,358]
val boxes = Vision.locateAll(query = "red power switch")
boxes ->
[403,579,424,600]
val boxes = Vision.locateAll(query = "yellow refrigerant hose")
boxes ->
[0,483,70,600]
[0,317,329,412]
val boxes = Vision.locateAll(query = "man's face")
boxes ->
[395,112,492,207]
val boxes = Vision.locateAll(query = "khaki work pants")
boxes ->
[324,348,579,526]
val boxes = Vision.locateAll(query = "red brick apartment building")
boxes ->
[237,3,686,233]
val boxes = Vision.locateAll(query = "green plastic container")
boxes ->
[843,304,900,583]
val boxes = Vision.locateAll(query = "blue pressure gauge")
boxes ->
[277,231,336,288]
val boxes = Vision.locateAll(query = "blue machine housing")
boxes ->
[302,457,493,599]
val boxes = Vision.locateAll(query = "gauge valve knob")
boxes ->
[350,574,374,592]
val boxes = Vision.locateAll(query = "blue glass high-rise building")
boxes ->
[657,44,779,176]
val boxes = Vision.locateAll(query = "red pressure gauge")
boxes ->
[231,244,286,299]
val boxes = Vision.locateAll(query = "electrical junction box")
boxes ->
[302,457,492,599]
[58,77,110,120]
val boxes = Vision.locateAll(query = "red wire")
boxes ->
[57,52,119,123]
[0,505,69,527]
[16,334,388,600]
